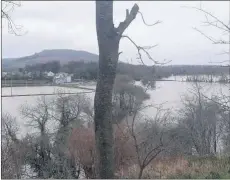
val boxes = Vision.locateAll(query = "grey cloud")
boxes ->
[2,1,229,65]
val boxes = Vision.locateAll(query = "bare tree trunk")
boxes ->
[213,124,217,154]
[95,1,120,178]
[94,1,139,178]
[138,166,144,179]
[120,91,125,110]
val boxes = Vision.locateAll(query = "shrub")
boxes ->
[205,171,221,179]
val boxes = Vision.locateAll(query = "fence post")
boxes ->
[11,73,13,96]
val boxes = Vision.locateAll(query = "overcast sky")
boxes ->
[2,1,229,65]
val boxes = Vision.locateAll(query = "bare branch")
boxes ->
[137,11,161,27]
[215,51,230,56]
[118,51,123,57]
[183,6,230,32]
[184,5,230,46]
[209,59,230,64]
[193,27,215,43]
[202,93,230,112]
[193,27,230,44]
[124,103,171,178]
[116,4,139,35]
[121,35,159,65]
[1,1,26,36]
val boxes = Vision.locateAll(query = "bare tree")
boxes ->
[124,105,173,178]
[179,82,223,156]
[20,96,53,178]
[112,74,150,123]
[17,93,94,179]
[1,113,19,144]
[50,93,91,179]
[1,113,23,179]
[191,5,230,153]
[94,2,161,177]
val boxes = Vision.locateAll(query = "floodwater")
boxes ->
[139,80,229,119]
[2,77,229,137]
[2,86,95,137]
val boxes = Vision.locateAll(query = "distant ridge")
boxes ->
[2,49,99,70]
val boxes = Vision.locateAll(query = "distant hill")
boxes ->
[2,49,229,76]
[2,49,99,70]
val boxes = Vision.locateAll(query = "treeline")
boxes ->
[61,61,156,81]
[24,61,61,74]
[16,60,229,81]
[155,65,229,77]
[21,60,156,81]
[185,75,230,83]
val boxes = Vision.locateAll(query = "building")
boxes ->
[2,72,8,77]
[47,71,55,77]
[26,72,33,78]
[53,73,72,84]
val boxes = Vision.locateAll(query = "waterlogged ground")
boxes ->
[2,77,229,137]
[2,86,95,138]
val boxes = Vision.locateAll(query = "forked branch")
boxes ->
[116,4,139,35]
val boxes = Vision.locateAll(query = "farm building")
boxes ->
[53,73,72,84]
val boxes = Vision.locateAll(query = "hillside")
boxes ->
[2,49,229,76]
[2,49,99,70]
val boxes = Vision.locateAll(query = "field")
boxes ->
[1,79,52,87]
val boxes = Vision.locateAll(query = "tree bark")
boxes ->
[120,91,125,109]
[94,1,120,178]
[94,1,139,178]
[138,166,144,179]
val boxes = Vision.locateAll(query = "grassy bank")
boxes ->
[125,156,230,179]
[167,156,230,179]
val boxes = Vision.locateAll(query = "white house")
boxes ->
[2,72,7,77]
[27,72,32,78]
[53,73,72,84]
[47,71,55,77]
